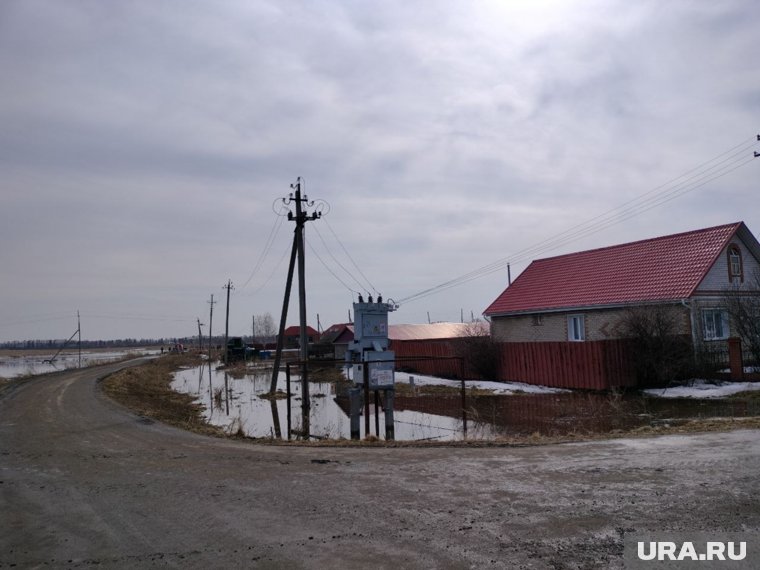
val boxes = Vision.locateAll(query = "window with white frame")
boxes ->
[727,245,743,284]
[567,314,585,342]
[702,308,729,341]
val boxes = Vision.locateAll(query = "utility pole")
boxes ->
[268,178,322,419]
[197,318,204,353]
[77,310,81,368]
[223,279,234,364]
[208,294,216,362]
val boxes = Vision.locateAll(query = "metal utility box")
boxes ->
[353,350,395,390]
[350,300,391,354]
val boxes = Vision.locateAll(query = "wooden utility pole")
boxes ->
[208,294,216,362]
[269,237,298,394]
[77,310,81,368]
[223,279,234,364]
[268,178,322,416]
[197,318,204,353]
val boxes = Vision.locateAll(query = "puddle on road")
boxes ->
[171,364,760,442]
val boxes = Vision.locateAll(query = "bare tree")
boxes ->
[456,320,499,380]
[620,305,694,387]
[253,313,276,344]
[723,270,760,367]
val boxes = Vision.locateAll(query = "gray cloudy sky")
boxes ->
[1,0,758,342]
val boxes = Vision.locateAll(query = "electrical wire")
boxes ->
[243,236,294,297]
[240,199,290,289]
[323,217,380,296]
[311,223,371,295]
[398,135,760,305]
[305,235,362,296]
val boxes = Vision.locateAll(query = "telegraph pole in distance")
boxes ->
[197,318,204,353]
[223,279,234,364]
[77,310,81,368]
[208,294,216,362]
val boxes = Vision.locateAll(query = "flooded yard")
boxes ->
[171,363,760,442]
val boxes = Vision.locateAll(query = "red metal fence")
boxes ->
[496,339,637,390]
[390,339,465,378]
[391,338,639,390]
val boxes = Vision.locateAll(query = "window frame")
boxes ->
[727,244,743,284]
[567,314,585,342]
[702,308,730,341]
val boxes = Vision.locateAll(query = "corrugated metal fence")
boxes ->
[496,339,637,390]
[391,338,638,390]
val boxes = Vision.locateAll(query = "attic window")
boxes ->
[532,314,544,326]
[727,245,743,284]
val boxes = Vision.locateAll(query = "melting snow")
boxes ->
[394,371,569,394]
[643,380,760,399]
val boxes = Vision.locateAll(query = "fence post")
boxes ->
[349,386,362,440]
[461,377,467,439]
[286,364,291,440]
[728,337,744,381]
[363,363,370,437]
[384,389,395,441]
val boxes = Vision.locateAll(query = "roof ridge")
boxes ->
[533,221,743,264]
[484,221,749,317]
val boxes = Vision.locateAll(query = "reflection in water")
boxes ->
[170,364,760,442]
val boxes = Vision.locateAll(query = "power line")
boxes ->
[323,217,380,295]
[398,135,759,305]
[311,223,370,295]
[306,235,362,295]
[240,198,290,289]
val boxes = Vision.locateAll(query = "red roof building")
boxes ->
[484,222,760,346]
[281,325,320,348]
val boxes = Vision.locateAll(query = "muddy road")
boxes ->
[2,361,759,569]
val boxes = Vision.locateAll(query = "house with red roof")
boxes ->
[282,325,320,349]
[484,222,760,353]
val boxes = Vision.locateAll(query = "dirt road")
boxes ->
[2,361,758,569]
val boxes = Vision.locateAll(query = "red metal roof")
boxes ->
[484,222,745,316]
[283,325,319,336]
[389,323,483,341]
[331,322,485,343]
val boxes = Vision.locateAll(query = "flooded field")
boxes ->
[172,363,760,442]
[0,348,158,380]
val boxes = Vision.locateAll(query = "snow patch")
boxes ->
[643,380,760,399]
[394,371,569,394]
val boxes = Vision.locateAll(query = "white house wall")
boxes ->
[696,237,760,293]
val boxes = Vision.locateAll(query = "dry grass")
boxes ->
[101,353,225,438]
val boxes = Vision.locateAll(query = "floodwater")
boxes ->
[171,364,482,441]
[171,364,760,442]
[0,349,158,380]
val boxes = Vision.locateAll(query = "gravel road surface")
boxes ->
[2,361,759,569]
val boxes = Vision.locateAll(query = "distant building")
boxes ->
[282,325,320,349]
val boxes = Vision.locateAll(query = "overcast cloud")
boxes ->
[1,0,758,342]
